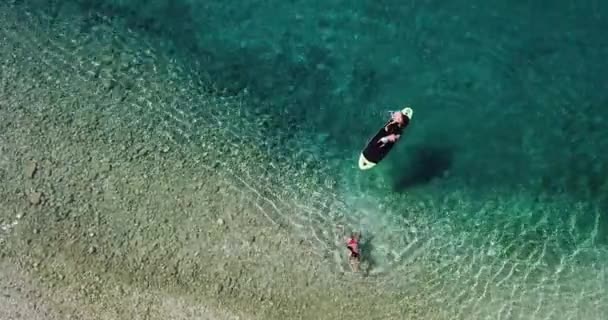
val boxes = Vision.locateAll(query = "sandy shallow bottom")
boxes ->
[0,65,404,319]
[0,4,413,319]
[0,262,248,320]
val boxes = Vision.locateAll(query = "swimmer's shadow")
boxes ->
[360,234,377,275]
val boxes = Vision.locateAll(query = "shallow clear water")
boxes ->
[4,0,608,318]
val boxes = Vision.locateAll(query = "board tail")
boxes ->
[358,154,376,170]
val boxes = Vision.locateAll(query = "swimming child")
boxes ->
[345,232,361,272]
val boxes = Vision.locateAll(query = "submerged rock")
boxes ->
[28,191,42,205]
[24,160,38,179]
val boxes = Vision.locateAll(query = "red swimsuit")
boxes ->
[347,238,359,257]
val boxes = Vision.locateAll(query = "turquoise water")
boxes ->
[81,0,608,196]
[6,0,608,318]
[125,0,608,246]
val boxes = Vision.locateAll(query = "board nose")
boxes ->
[401,107,413,119]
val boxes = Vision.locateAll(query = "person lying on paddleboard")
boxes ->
[377,110,408,147]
